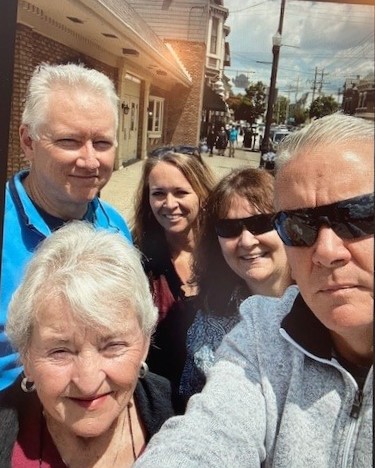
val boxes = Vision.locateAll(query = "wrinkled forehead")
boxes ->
[274,142,373,211]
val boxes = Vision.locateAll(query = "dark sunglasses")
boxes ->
[149,145,201,159]
[272,192,374,247]
[215,213,274,238]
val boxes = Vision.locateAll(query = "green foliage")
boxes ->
[293,107,309,126]
[228,81,266,124]
[226,94,242,114]
[275,96,289,124]
[309,95,339,119]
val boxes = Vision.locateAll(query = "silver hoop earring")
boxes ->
[21,376,36,393]
[139,362,149,379]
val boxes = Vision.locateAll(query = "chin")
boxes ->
[70,187,100,201]
[318,302,373,331]
[70,419,114,438]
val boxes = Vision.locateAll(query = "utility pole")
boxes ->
[318,68,329,96]
[311,67,318,103]
[260,0,286,165]
[310,67,329,102]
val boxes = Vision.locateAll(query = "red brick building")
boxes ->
[7,0,231,177]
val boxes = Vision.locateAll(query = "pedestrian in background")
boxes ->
[206,126,217,156]
[134,114,373,467]
[180,168,293,400]
[228,125,238,158]
[215,126,228,156]
[132,147,215,394]
[243,126,253,149]
[0,62,131,392]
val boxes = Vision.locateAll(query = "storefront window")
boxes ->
[148,96,164,136]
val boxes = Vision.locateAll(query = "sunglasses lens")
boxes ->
[333,218,374,239]
[275,214,318,247]
[149,145,202,160]
[244,214,274,235]
[274,193,374,247]
[174,145,200,156]
[149,146,174,157]
[216,214,274,238]
[215,219,243,238]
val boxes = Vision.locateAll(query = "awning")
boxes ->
[202,84,226,112]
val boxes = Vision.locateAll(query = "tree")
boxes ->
[226,94,242,115]
[274,96,289,124]
[293,107,309,126]
[309,95,338,119]
[228,81,266,124]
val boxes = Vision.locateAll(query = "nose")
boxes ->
[76,141,100,170]
[163,193,178,209]
[311,226,351,268]
[71,353,106,395]
[238,227,259,247]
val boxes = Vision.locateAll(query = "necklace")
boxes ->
[128,402,137,461]
[39,403,137,467]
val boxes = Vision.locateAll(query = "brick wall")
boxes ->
[163,40,206,146]
[8,26,207,175]
[7,24,118,178]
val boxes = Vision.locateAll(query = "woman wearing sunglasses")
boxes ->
[180,167,293,399]
[132,147,215,392]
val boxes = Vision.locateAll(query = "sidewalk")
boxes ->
[100,148,261,223]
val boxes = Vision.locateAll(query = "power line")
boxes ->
[228,1,268,13]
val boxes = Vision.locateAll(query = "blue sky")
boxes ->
[224,0,374,105]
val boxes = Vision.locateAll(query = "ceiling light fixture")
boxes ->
[66,16,84,24]
[122,48,139,56]
[102,33,118,39]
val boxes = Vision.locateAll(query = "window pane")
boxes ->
[148,100,154,131]
[210,17,219,54]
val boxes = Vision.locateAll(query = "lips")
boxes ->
[240,252,267,261]
[319,284,356,293]
[163,214,183,221]
[71,174,98,179]
[69,392,111,410]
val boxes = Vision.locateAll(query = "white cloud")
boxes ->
[224,0,374,104]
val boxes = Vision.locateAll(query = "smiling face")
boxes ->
[218,194,290,296]
[20,87,116,219]
[275,142,374,352]
[148,161,200,236]
[24,296,149,438]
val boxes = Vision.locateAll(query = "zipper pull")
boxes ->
[350,389,363,419]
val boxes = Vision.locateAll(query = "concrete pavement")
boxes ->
[100,147,261,224]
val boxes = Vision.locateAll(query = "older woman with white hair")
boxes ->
[0,221,180,467]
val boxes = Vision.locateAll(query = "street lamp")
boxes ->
[260,0,286,167]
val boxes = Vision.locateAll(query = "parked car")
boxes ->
[260,129,291,171]
[271,129,291,151]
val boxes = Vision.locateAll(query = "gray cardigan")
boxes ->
[134,286,372,467]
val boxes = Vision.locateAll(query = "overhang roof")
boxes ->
[18,0,192,87]
[203,84,226,112]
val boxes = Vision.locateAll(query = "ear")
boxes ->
[142,336,151,363]
[19,125,36,163]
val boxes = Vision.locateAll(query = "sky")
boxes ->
[224,0,374,105]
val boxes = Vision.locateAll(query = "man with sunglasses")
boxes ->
[134,113,373,468]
